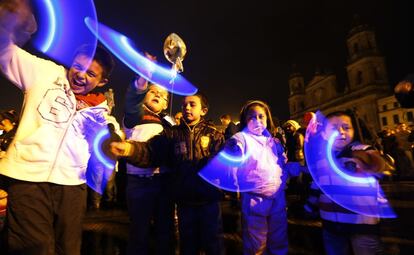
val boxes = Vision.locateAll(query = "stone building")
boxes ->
[377,95,414,130]
[288,20,392,134]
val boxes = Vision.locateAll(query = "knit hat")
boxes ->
[283,120,301,130]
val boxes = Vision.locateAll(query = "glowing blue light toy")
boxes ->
[304,112,396,218]
[92,127,116,170]
[32,0,98,67]
[199,131,268,193]
[84,17,198,96]
[326,131,376,184]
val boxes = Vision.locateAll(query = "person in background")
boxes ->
[220,114,239,141]
[0,109,18,236]
[394,74,414,108]
[283,120,304,165]
[0,110,18,159]
[174,111,183,125]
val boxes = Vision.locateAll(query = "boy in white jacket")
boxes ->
[0,2,117,254]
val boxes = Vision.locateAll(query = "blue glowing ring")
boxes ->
[84,18,198,96]
[92,127,116,169]
[326,131,376,184]
[32,0,98,67]
[217,148,251,165]
[199,132,270,193]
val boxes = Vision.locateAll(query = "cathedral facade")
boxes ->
[288,21,392,133]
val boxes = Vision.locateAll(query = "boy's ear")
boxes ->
[200,107,208,117]
[97,78,109,87]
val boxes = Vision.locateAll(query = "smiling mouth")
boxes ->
[72,79,85,87]
[336,138,347,141]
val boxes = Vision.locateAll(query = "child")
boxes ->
[123,72,176,255]
[225,100,297,255]
[0,2,117,254]
[111,92,225,255]
[0,110,18,159]
[306,110,386,255]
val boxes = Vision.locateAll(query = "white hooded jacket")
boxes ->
[0,44,116,185]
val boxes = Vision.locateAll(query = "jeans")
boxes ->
[323,229,383,255]
[177,201,224,255]
[4,178,86,255]
[126,174,175,255]
[241,191,288,255]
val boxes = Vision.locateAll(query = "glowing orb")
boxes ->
[199,131,276,193]
[86,126,118,194]
[326,131,376,184]
[304,112,396,218]
[92,127,116,170]
[32,0,98,67]
[84,18,198,96]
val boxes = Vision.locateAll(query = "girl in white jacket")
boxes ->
[226,100,295,255]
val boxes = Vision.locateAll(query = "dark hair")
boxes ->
[186,92,209,110]
[220,114,231,120]
[239,100,275,136]
[323,110,366,142]
[74,44,115,78]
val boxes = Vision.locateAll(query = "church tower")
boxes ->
[345,16,388,91]
[288,70,305,118]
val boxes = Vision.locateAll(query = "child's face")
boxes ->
[246,105,267,136]
[68,54,108,95]
[322,115,354,151]
[220,118,230,126]
[143,85,168,114]
[182,95,207,125]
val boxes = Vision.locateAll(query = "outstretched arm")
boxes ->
[123,52,157,128]
[351,149,386,174]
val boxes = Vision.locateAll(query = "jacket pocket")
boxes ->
[14,125,60,163]
[242,194,272,217]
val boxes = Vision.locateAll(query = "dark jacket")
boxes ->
[127,119,225,205]
[223,122,239,140]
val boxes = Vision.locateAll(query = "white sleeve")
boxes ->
[0,44,60,91]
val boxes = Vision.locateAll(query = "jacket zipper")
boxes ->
[46,101,108,181]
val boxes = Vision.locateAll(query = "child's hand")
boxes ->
[109,141,134,157]
[224,139,242,157]
[134,52,157,90]
[338,157,365,173]
[341,149,386,174]
[0,0,37,46]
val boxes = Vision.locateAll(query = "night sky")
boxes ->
[0,0,412,125]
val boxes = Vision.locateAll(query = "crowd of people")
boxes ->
[1,1,413,255]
